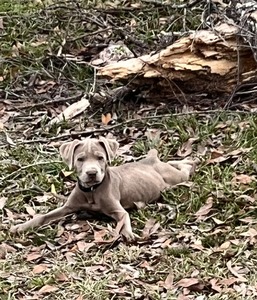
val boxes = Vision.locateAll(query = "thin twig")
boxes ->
[1,161,62,182]
[17,109,252,145]
[140,0,202,9]
[1,185,45,196]
[90,67,97,94]
[18,93,84,109]
[68,27,113,42]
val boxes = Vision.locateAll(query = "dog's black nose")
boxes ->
[86,169,97,176]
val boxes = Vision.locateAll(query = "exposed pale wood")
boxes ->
[98,24,257,97]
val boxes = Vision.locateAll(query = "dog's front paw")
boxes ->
[10,224,22,234]
[121,228,138,242]
[10,224,27,234]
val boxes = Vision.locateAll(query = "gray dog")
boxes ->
[11,137,196,240]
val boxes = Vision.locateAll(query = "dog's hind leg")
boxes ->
[168,158,200,176]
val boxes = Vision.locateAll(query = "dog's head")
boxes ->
[60,137,119,188]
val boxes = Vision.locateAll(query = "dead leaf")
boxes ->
[195,197,213,220]
[164,272,174,289]
[215,241,231,252]
[197,143,207,156]
[230,239,241,246]
[161,238,172,248]
[117,143,133,157]
[151,235,170,248]
[56,272,68,282]
[237,195,255,204]
[210,149,224,159]
[34,194,52,203]
[141,218,160,238]
[61,169,74,177]
[207,155,229,164]
[177,138,198,157]
[176,277,199,288]
[228,148,252,156]
[238,121,250,129]
[33,264,49,274]
[94,229,108,242]
[215,122,228,129]
[11,44,19,57]
[139,260,154,271]
[240,228,257,244]
[3,131,16,146]
[240,228,257,237]
[226,261,247,282]
[30,40,48,47]
[0,17,3,30]
[191,270,200,277]
[212,217,224,225]
[36,80,56,94]
[51,184,56,194]
[65,252,76,264]
[77,241,94,252]
[210,278,222,292]
[177,295,190,300]
[232,174,255,185]
[93,229,117,243]
[49,97,90,125]
[5,208,14,221]
[38,284,59,295]
[190,240,204,251]
[101,113,112,125]
[24,205,36,216]
[208,147,252,165]
[56,224,65,237]
[26,252,42,262]
[219,277,238,286]
[0,243,16,259]
[75,230,90,240]
[0,197,7,209]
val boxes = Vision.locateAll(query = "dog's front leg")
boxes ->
[103,203,134,241]
[10,205,75,233]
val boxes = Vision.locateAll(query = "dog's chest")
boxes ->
[82,192,101,211]
[85,192,94,204]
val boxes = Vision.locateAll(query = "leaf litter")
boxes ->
[1,1,257,300]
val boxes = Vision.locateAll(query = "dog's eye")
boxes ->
[77,157,84,162]
[98,156,104,161]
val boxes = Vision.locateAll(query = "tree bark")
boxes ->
[98,24,257,106]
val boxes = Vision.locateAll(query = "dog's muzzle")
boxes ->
[77,177,103,192]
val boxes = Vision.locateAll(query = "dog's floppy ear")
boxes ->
[99,136,119,163]
[59,139,81,170]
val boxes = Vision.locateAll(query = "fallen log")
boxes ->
[98,24,257,106]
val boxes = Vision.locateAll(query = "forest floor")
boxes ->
[1,1,257,299]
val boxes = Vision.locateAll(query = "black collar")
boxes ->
[77,178,102,193]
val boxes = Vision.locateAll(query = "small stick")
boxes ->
[17,109,251,144]
[1,161,62,182]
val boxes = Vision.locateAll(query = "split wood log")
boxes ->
[98,24,257,105]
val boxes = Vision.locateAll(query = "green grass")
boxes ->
[2,112,257,299]
[1,0,257,299]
